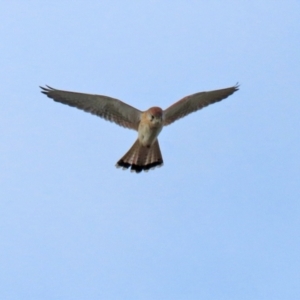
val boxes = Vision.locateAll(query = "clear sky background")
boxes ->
[1,1,299,299]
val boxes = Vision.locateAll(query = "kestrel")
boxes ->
[40,84,239,173]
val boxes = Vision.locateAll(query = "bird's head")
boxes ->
[146,107,164,125]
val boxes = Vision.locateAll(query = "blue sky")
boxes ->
[1,1,299,299]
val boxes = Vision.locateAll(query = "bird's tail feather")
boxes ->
[116,139,163,173]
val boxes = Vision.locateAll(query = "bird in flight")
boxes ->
[40,84,239,173]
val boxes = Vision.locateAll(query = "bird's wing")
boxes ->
[40,86,142,130]
[163,84,239,126]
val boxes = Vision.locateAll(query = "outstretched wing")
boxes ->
[40,86,142,130]
[163,84,239,126]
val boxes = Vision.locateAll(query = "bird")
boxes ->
[40,84,239,173]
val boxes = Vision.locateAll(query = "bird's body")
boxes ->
[138,107,163,147]
[40,84,239,173]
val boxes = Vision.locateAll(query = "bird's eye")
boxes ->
[151,115,154,121]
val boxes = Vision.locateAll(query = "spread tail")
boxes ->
[116,139,163,173]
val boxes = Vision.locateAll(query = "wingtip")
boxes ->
[39,85,55,93]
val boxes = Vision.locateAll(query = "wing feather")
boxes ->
[40,86,141,130]
[163,84,239,126]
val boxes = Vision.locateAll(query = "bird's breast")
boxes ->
[138,122,163,147]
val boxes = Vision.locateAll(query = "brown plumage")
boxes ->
[116,139,163,173]
[40,84,239,173]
